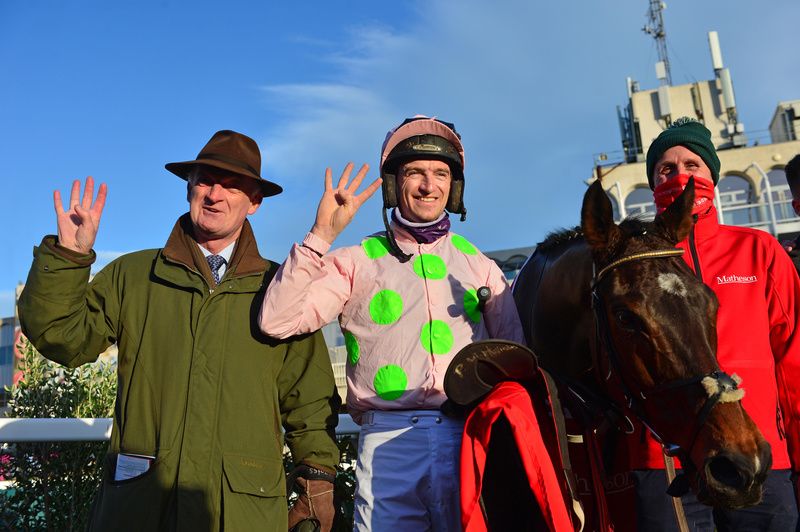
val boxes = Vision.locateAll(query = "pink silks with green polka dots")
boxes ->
[259,222,524,423]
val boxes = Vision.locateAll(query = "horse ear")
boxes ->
[655,178,695,244]
[582,180,621,257]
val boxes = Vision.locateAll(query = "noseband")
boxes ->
[591,247,743,461]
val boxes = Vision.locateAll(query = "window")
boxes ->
[624,187,656,220]
[718,175,758,226]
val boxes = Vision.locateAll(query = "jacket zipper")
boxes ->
[688,220,703,281]
[777,403,786,440]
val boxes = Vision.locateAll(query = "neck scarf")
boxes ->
[392,209,451,244]
[653,174,716,217]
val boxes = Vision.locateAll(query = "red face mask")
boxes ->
[653,174,716,215]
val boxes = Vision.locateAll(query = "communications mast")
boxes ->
[643,0,672,86]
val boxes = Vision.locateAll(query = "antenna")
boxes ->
[706,30,745,145]
[708,31,724,72]
[643,0,672,86]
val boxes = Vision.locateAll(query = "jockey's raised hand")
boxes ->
[54,176,107,254]
[310,163,381,244]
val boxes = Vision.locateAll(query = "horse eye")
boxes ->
[615,309,642,331]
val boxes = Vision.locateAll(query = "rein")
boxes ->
[590,247,743,463]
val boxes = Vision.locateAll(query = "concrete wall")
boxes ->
[631,80,734,151]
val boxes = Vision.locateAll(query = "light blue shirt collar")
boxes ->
[198,241,235,280]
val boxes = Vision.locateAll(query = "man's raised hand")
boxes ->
[54,176,107,254]
[311,163,381,244]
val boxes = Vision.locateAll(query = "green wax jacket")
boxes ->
[18,215,340,531]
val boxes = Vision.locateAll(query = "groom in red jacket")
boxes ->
[624,118,800,531]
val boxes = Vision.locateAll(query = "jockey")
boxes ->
[259,115,524,531]
[624,117,800,531]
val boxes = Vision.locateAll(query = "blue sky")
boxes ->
[2,0,798,317]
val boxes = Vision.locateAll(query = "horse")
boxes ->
[510,179,770,511]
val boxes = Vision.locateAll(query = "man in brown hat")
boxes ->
[18,130,341,531]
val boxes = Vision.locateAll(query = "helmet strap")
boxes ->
[382,208,412,263]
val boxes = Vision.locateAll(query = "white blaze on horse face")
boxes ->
[658,273,688,297]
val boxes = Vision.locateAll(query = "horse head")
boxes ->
[580,178,770,508]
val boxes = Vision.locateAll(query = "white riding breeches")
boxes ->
[353,410,464,531]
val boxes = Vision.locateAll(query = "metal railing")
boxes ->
[332,361,346,389]
[619,167,800,237]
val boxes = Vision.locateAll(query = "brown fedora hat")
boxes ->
[165,130,283,197]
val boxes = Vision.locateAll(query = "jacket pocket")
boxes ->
[223,452,285,498]
[88,449,174,531]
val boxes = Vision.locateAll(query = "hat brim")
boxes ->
[166,159,283,198]
[444,339,539,406]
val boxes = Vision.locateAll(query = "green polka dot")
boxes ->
[344,331,359,365]
[451,234,477,255]
[369,290,403,324]
[374,365,407,401]
[420,320,454,355]
[362,236,391,259]
[464,289,481,323]
[412,254,447,280]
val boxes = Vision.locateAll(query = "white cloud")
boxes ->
[260,84,394,181]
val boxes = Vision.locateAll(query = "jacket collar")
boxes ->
[159,214,270,288]
[689,205,720,243]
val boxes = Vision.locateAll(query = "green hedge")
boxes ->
[1,339,116,531]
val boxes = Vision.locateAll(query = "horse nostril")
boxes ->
[707,455,747,490]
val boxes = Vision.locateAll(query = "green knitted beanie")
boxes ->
[646,117,720,189]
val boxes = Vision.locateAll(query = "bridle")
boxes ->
[590,247,743,462]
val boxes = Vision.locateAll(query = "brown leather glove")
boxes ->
[288,466,336,532]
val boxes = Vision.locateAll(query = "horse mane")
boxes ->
[537,227,583,252]
[538,210,663,250]
[617,216,652,236]
[537,216,659,256]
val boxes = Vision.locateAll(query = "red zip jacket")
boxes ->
[627,205,800,471]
